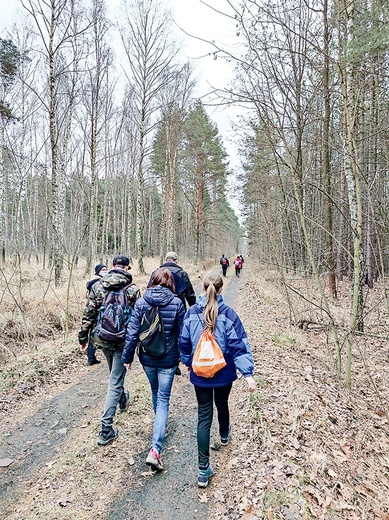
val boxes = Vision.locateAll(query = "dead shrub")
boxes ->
[2,318,28,342]
[33,304,65,338]
[0,342,16,363]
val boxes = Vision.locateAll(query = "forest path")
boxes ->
[1,264,388,520]
[0,269,241,520]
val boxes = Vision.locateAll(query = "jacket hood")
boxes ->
[101,268,133,290]
[144,286,175,307]
[196,293,224,312]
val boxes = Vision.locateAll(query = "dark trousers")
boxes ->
[87,341,98,364]
[222,266,228,276]
[194,384,232,469]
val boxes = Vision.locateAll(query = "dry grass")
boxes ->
[0,255,213,394]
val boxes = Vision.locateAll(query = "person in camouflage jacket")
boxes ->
[78,254,141,446]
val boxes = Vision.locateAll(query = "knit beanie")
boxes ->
[94,263,107,276]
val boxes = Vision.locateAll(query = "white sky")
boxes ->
[170,0,242,167]
[1,0,243,181]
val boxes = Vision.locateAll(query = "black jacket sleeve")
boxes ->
[181,271,196,307]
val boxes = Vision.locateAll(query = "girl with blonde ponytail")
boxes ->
[202,272,223,333]
[179,270,256,489]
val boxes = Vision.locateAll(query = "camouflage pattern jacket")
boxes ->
[78,268,141,349]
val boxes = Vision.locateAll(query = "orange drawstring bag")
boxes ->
[192,329,226,378]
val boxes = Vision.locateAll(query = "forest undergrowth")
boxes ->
[0,260,388,519]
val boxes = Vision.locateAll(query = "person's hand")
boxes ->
[79,343,88,353]
[245,376,256,392]
[124,363,132,370]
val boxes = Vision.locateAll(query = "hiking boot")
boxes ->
[220,425,231,446]
[97,427,118,446]
[119,389,129,412]
[198,464,213,488]
[146,447,163,471]
[88,359,101,366]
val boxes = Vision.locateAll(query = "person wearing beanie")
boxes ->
[95,263,107,276]
[78,254,141,446]
[84,263,108,366]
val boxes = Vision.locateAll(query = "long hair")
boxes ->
[150,268,176,293]
[202,271,223,333]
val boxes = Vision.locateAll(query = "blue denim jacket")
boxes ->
[179,294,255,387]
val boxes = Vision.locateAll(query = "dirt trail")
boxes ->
[0,271,241,520]
[1,264,388,520]
[105,275,241,520]
[0,361,107,513]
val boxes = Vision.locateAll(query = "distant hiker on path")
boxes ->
[179,271,256,488]
[78,254,141,446]
[122,268,185,471]
[233,256,243,277]
[220,254,229,277]
[84,263,108,366]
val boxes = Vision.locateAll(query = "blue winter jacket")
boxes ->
[179,294,255,387]
[122,286,185,369]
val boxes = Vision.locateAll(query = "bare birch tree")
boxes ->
[120,0,178,273]
[22,0,91,285]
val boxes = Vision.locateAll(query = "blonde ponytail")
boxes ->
[202,272,223,334]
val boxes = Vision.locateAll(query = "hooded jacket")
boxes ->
[78,268,141,349]
[178,294,254,387]
[121,286,185,369]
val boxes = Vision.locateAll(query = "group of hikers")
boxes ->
[78,251,255,488]
[220,253,244,277]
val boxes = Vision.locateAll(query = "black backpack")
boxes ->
[139,306,166,358]
[96,285,132,344]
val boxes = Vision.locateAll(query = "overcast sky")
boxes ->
[1,0,242,172]
[170,0,241,166]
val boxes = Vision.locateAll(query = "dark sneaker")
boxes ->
[119,389,129,412]
[146,448,163,471]
[198,464,213,488]
[220,425,231,446]
[97,427,118,446]
[88,359,101,366]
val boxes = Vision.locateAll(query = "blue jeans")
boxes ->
[101,349,127,432]
[143,366,176,454]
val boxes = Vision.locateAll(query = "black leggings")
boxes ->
[194,384,232,469]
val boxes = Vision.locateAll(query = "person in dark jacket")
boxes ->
[148,251,196,376]
[220,254,229,277]
[148,251,196,310]
[179,271,256,488]
[122,268,185,471]
[79,255,141,446]
[84,263,108,366]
